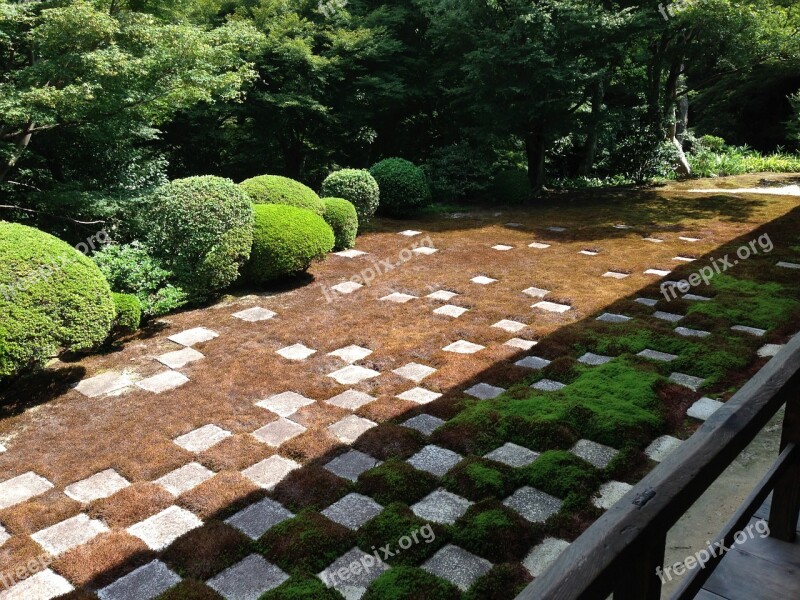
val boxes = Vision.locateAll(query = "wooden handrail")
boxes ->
[516,332,800,600]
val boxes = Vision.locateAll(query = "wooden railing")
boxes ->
[516,331,800,600]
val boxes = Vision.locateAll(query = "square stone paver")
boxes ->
[506,222,523,227]
[399,230,422,236]
[758,344,784,358]
[156,347,204,369]
[570,439,619,468]
[531,379,566,392]
[232,307,277,322]
[522,286,550,298]
[0,525,9,546]
[687,397,724,420]
[504,487,563,523]
[317,547,390,598]
[731,325,767,337]
[335,249,367,258]
[407,445,463,477]
[174,424,232,453]
[207,554,289,600]
[413,246,438,255]
[443,340,485,354]
[242,456,300,490]
[654,311,684,323]
[434,305,468,318]
[593,481,633,510]
[683,293,712,301]
[256,391,315,417]
[411,489,473,524]
[670,372,705,391]
[322,493,383,530]
[505,338,538,350]
[613,224,632,229]
[603,271,630,279]
[532,301,571,313]
[136,371,189,394]
[492,319,526,333]
[492,244,513,251]
[427,290,457,301]
[127,506,202,551]
[471,276,497,285]
[2,569,74,600]
[225,498,293,540]
[32,514,108,556]
[392,362,436,383]
[252,418,307,447]
[402,414,446,436]
[380,292,417,303]
[645,269,672,277]
[484,442,539,467]
[644,237,664,243]
[74,372,133,398]
[98,560,180,600]
[675,327,711,338]
[637,349,678,362]
[422,545,492,591]
[64,469,130,503]
[326,390,376,410]
[329,345,373,363]
[577,352,613,366]
[328,365,380,385]
[324,450,382,482]
[515,355,551,369]
[529,242,551,249]
[635,298,658,307]
[777,261,800,269]
[673,256,696,262]
[0,472,54,510]
[464,383,505,400]
[328,415,377,444]
[679,236,700,242]
[331,281,363,294]
[155,463,214,496]
[579,250,599,256]
[397,387,442,404]
[523,538,570,577]
[645,435,683,462]
[548,226,566,232]
[597,313,632,323]
[276,343,317,361]
[168,327,218,347]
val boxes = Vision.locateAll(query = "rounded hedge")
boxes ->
[239,175,324,216]
[370,157,430,216]
[246,204,335,284]
[142,176,253,302]
[322,197,358,250]
[0,222,115,379]
[320,169,380,222]
[111,292,142,332]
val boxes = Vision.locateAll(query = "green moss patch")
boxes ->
[356,459,439,505]
[442,457,515,501]
[260,575,343,600]
[450,501,538,562]
[463,563,532,600]
[356,503,445,566]
[517,451,599,502]
[362,566,460,600]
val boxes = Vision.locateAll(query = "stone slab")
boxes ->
[98,560,179,600]
[156,347,204,369]
[392,362,436,383]
[547,226,566,232]
[523,538,570,577]
[471,275,497,285]
[232,307,277,322]
[0,525,9,546]
[168,327,218,347]
[528,242,551,249]
[758,344,784,358]
[32,514,108,556]
[74,372,133,398]
[257,391,315,417]
[0,472,54,510]
[492,244,513,251]
[492,319,526,333]
[397,387,442,404]
[3,569,74,600]
[683,293,712,301]
[679,236,700,242]
[637,349,678,362]
[464,383,505,400]
[324,450,382,482]
[174,424,231,453]
[645,435,683,462]
[504,487,563,523]
[326,390,376,410]
[675,327,711,338]
[207,554,289,600]
[533,300,572,313]
[407,445,463,477]
[579,250,599,256]
[276,343,316,360]
[635,298,658,307]
[317,547,389,599]
[505,338,538,350]
[731,325,767,337]
[570,439,619,469]
[777,261,800,269]
[593,481,633,510]
[328,415,377,444]
[331,281,363,294]
[242,456,300,490]
[252,418,307,447]
[335,249,367,258]
[402,414,446,436]
[422,545,492,591]
[522,286,550,298]
[328,345,373,363]
[427,290,457,301]
[643,237,663,243]
[670,372,705,391]
[515,356,551,370]
[411,489,473,525]
[645,269,672,276]
[65,469,130,503]
[596,313,632,323]
[603,271,630,279]
[399,230,422,236]
[225,498,294,541]
[654,311,684,323]
[413,246,438,255]
[687,397,724,421]
[531,379,566,392]
[135,370,189,394]
[127,506,202,551]
[577,352,613,366]
[380,292,417,303]
[321,493,383,530]
[484,442,539,467]
[434,305,468,318]
[328,365,380,385]
[443,340,485,354]
[155,463,214,496]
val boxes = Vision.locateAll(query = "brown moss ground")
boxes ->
[0,174,798,592]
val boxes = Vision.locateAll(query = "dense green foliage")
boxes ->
[240,175,324,215]
[370,158,430,216]
[491,170,531,204]
[321,170,380,222]
[141,176,253,302]
[246,204,334,283]
[0,222,115,378]
[111,292,142,333]
[322,197,359,250]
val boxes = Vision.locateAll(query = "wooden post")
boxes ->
[769,387,800,542]
[613,531,666,600]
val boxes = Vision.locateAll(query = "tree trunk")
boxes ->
[578,79,606,176]
[525,126,546,198]
[0,122,35,183]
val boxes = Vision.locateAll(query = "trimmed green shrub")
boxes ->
[321,169,380,222]
[492,169,530,204]
[322,197,359,250]
[370,158,431,216]
[92,242,187,317]
[239,175,324,216]
[246,204,334,283]
[141,176,253,302]
[0,222,115,379]
[111,293,142,332]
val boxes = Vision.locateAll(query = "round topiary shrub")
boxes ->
[239,175,324,216]
[322,197,358,250]
[246,204,335,283]
[0,222,115,379]
[142,176,253,302]
[370,157,431,216]
[111,292,142,332]
[492,169,530,204]
[320,169,380,223]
